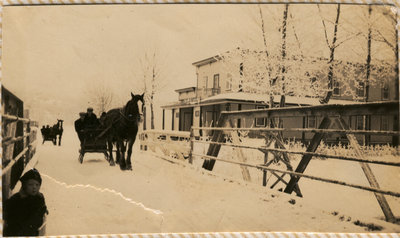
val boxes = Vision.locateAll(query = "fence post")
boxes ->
[284,117,331,194]
[189,127,194,164]
[337,117,396,223]
[202,114,228,171]
[228,119,251,182]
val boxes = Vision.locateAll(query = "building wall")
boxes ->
[196,61,238,99]
[178,90,196,101]
[173,109,180,131]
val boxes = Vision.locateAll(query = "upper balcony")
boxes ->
[197,87,221,99]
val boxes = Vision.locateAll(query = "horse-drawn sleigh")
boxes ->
[77,93,144,171]
[41,119,63,146]
[78,129,109,164]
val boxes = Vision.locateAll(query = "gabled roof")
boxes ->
[192,55,222,67]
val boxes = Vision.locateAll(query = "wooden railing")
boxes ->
[2,114,38,197]
[139,130,191,161]
[140,101,400,223]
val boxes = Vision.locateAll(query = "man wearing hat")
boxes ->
[84,107,100,129]
[74,112,86,144]
[3,168,48,236]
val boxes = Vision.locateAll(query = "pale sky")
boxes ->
[2,4,395,125]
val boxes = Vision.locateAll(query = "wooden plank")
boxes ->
[2,114,31,123]
[222,101,398,119]
[270,172,287,187]
[192,127,400,136]
[192,152,400,197]
[188,128,194,164]
[202,114,228,171]
[284,117,332,194]
[336,117,396,223]
[194,139,400,167]
[262,138,273,187]
[228,119,251,182]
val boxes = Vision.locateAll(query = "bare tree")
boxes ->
[139,50,166,130]
[318,4,342,104]
[86,81,114,115]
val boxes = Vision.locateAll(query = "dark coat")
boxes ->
[74,119,85,133]
[74,119,85,142]
[3,192,47,237]
[84,113,100,128]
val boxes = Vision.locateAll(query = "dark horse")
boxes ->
[53,119,64,146]
[101,93,144,170]
[41,119,63,146]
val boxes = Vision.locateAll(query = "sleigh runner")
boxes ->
[78,129,109,164]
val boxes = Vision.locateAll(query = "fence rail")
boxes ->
[192,127,400,136]
[192,139,400,167]
[2,112,39,198]
[191,153,400,198]
[140,100,399,223]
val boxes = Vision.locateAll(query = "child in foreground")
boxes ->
[3,168,48,237]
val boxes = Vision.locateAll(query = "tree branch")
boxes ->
[317,4,331,49]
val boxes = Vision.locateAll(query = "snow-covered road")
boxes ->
[28,126,399,235]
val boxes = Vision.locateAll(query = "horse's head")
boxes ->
[124,92,145,123]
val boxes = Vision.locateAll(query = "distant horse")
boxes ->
[101,93,144,170]
[52,119,64,146]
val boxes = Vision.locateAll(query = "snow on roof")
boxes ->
[201,92,359,106]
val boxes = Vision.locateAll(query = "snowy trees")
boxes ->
[219,4,396,105]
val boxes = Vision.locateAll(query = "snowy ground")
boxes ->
[25,126,400,235]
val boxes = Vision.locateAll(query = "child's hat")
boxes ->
[20,168,42,185]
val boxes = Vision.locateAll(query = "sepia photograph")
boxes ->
[1,3,399,236]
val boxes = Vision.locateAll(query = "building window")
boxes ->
[357,82,365,98]
[307,116,316,128]
[226,73,232,91]
[356,115,363,130]
[382,82,389,100]
[213,74,220,88]
[381,116,389,131]
[333,79,340,96]
[203,76,208,89]
[255,106,266,127]
[176,112,179,118]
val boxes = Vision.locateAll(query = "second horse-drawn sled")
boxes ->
[41,119,63,146]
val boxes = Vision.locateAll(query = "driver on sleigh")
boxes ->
[84,107,100,129]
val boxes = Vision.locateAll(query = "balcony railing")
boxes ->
[197,88,221,98]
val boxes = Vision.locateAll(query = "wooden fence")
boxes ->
[2,87,42,234]
[140,101,400,223]
[2,115,39,197]
[139,130,191,161]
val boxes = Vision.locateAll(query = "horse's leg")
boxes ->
[118,140,126,170]
[108,139,115,166]
[126,139,134,170]
[58,133,62,146]
[114,141,119,164]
